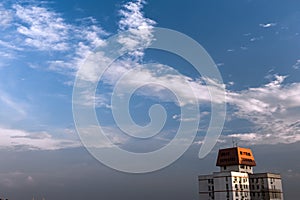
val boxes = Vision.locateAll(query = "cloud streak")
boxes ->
[259,22,277,28]
[0,127,80,151]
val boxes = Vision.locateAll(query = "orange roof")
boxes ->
[216,147,256,167]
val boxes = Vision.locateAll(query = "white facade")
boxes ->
[199,171,283,200]
[249,173,284,200]
[199,170,251,200]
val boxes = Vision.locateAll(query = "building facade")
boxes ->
[198,147,284,200]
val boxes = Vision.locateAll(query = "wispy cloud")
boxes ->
[74,0,157,83]
[0,3,13,29]
[1,0,299,149]
[14,4,70,51]
[226,75,300,144]
[0,88,27,118]
[0,1,107,75]
[0,127,80,151]
[250,36,263,42]
[259,22,277,28]
[292,59,300,69]
[0,39,24,51]
[118,0,156,59]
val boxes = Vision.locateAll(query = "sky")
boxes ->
[0,0,300,199]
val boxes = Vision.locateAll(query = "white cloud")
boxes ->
[0,127,80,151]
[97,61,226,107]
[0,4,13,28]
[76,126,129,149]
[0,39,23,51]
[48,20,108,75]
[250,36,263,42]
[14,4,70,51]
[226,75,300,144]
[118,0,156,59]
[259,23,277,28]
[292,59,300,69]
[0,51,15,59]
[72,0,159,84]
[1,0,299,148]
[240,46,248,50]
[0,2,108,76]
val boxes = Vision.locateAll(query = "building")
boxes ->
[198,146,284,200]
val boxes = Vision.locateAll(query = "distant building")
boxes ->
[198,146,284,200]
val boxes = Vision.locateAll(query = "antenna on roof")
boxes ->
[232,137,238,147]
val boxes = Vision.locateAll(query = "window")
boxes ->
[224,166,227,170]
[226,176,228,182]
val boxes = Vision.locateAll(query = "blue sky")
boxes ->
[0,0,300,199]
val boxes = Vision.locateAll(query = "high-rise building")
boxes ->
[198,147,284,200]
